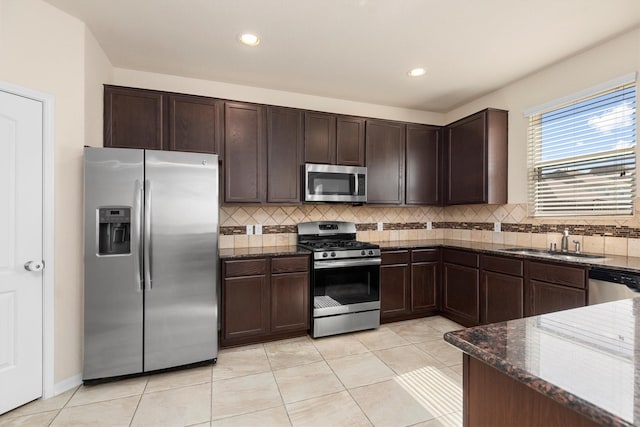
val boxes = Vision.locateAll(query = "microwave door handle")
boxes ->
[354,173,359,196]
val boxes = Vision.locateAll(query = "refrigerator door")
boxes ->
[144,150,218,371]
[83,147,144,380]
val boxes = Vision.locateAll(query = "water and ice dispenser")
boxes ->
[98,207,131,255]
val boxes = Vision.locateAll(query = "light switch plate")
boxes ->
[377,222,383,231]
[494,222,501,232]
[246,225,254,235]
[426,221,432,230]
[254,224,263,235]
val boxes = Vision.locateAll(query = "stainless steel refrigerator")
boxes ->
[83,147,218,381]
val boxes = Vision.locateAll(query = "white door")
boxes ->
[0,90,44,414]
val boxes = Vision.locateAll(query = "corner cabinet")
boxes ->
[444,108,507,205]
[406,124,441,205]
[221,254,310,347]
[366,119,406,204]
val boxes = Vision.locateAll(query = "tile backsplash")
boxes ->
[219,200,640,257]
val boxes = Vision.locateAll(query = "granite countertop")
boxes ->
[379,238,640,273]
[445,298,640,427]
[219,245,310,259]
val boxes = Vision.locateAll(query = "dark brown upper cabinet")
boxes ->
[168,94,222,154]
[104,85,221,155]
[266,107,303,204]
[104,85,165,150]
[444,108,508,205]
[336,116,365,166]
[304,112,365,166]
[406,124,441,205]
[366,119,406,204]
[224,102,266,203]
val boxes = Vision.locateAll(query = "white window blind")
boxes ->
[527,82,637,216]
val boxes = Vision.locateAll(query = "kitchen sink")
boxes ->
[500,247,606,260]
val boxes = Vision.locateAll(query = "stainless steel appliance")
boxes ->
[304,163,367,203]
[83,147,218,381]
[297,221,380,337]
[588,268,640,305]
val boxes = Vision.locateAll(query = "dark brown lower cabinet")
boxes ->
[480,255,524,324]
[442,249,480,326]
[526,261,587,317]
[380,250,411,320]
[381,248,440,323]
[464,355,600,427]
[221,255,309,347]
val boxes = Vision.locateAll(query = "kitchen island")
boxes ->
[445,298,640,427]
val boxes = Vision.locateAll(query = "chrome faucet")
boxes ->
[561,229,569,252]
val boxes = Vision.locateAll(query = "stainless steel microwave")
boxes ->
[304,163,367,203]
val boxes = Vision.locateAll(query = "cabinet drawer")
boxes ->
[382,250,410,265]
[223,258,267,278]
[271,256,309,273]
[528,261,586,289]
[412,249,439,263]
[443,249,479,268]
[481,255,523,276]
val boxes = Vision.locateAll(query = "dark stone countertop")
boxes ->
[445,298,640,427]
[378,239,640,273]
[219,245,310,260]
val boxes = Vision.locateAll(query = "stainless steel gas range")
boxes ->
[297,221,381,338]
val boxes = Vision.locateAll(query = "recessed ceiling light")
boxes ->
[239,33,260,47]
[407,68,426,77]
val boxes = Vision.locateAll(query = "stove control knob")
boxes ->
[322,252,328,258]
[368,250,374,255]
[331,252,336,257]
[361,250,366,256]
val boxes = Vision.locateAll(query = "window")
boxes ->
[527,78,637,216]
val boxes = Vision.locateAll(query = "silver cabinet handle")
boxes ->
[133,179,143,291]
[354,173,359,196]
[24,260,44,272]
[314,258,381,269]
[144,180,152,290]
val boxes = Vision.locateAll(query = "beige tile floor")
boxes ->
[0,316,464,427]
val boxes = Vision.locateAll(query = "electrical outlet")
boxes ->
[254,224,263,235]
[426,221,432,230]
[246,225,254,235]
[377,222,383,231]
[494,222,501,232]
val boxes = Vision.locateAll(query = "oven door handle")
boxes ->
[314,257,381,269]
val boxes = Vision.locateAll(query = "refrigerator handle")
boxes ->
[133,179,143,291]
[144,179,153,290]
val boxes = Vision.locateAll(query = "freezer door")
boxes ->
[144,150,218,371]
[83,147,144,380]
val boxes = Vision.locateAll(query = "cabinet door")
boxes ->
[481,271,523,324]
[223,275,269,341]
[380,264,410,320]
[267,107,303,203]
[271,271,309,333]
[528,280,586,317]
[304,112,336,164]
[445,111,486,204]
[366,120,406,204]
[442,263,480,325]
[336,116,365,166]
[406,124,441,205]
[411,261,439,312]
[104,86,165,150]
[168,95,221,154]
[224,102,266,203]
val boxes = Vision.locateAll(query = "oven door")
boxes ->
[312,258,380,317]
[305,163,366,203]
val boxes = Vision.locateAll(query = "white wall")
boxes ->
[0,0,113,385]
[85,29,113,147]
[113,68,445,125]
[445,28,640,204]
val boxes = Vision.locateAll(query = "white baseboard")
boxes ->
[52,374,82,397]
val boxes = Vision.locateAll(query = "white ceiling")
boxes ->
[45,0,640,113]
